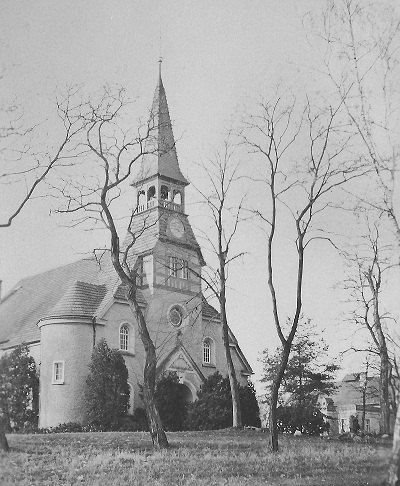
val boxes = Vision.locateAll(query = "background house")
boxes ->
[318,372,392,435]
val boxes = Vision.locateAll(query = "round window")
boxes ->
[169,305,183,327]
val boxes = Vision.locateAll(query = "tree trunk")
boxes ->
[127,286,168,448]
[0,417,9,452]
[219,260,242,428]
[389,404,400,485]
[367,269,391,435]
[221,309,242,428]
[269,343,291,451]
[381,351,391,435]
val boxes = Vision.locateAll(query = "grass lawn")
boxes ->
[0,429,392,485]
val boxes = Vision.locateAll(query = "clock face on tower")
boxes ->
[168,217,185,238]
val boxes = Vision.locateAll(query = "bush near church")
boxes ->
[155,372,189,431]
[185,371,261,430]
[0,343,39,432]
[85,339,130,431]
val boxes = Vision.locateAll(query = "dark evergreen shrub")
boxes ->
[185,372,260,430]
[277,403,329,435]
[155,372,189,431]
[0,343,39,431]
[119,408,149,432]
[85,339,130,431]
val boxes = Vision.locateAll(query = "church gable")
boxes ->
[157,344,205,398]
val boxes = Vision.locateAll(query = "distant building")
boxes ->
[0,68,253,428]
[318,372,394,434]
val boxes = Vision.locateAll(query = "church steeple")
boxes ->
[127,65,205,284]
[133,62,189,187]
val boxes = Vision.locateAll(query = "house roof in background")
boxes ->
[331,375,380,406]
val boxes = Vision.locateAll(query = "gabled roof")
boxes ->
[133,68,189,186]
[329,376,380,407]
[157,343,206,382]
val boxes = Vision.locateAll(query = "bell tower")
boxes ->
[127,63,204,300]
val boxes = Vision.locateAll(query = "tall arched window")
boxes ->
[172,190,182,205]
[160,185,169,200]
[203,338,213,364]
[120,325,129,351]
[147,186,156,201]
[137,190,146,208]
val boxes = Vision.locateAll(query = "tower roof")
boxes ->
[133,65,189,186]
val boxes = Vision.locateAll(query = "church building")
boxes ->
[0,67,253,428]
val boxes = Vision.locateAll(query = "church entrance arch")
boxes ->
[179,379,196,403]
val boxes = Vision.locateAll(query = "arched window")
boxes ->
[160,185,169,200]
[137,190,146,207]
[203,338,215,365]
[119,323,135,354]
[203,340,211,364]
[172,189,182,205]
[147,186,156,201]
[120,325,129,351]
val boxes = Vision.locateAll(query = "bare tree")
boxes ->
[0,85,84,228]
[0,82,86,451]
[192,139,246,428]
[343,216,394,435]
[52,86,169,448]
[241,92,365,451]
[307,1,400,480]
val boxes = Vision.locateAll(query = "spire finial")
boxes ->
[158,57,163,79]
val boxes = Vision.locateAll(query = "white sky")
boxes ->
[1,1,399,391]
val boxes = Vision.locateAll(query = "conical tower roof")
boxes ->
[133,64,189,186]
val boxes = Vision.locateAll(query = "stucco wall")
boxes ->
[39,320,94,428]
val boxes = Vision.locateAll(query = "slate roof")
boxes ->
[133,71,189,186]
[202,297,220,320]
[49,281,107,318]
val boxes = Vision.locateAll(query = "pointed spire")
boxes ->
[133,64,189,186]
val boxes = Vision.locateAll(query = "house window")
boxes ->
[203,338,215,366]
[365,418,370,433]
[53,361,65,384]
[120,325,129,351]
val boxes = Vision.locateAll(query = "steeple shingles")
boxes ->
[134,69,189,186]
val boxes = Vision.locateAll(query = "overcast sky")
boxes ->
[1,1,399,389]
